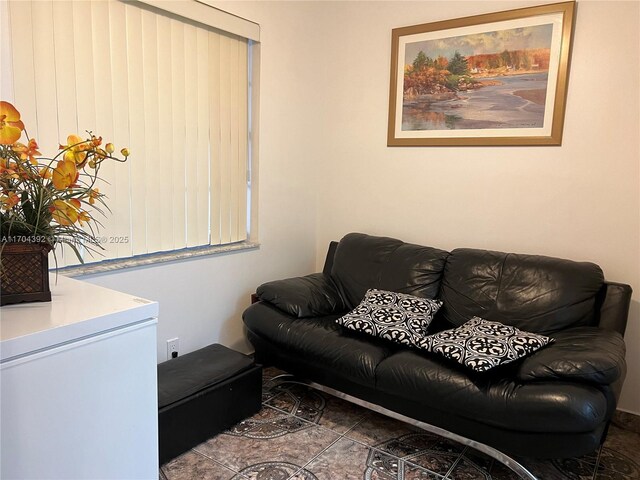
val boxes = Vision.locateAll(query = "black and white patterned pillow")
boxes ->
[413,317,553,372]
[335,289,442,346]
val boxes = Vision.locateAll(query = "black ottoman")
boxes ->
[158,344,262,464]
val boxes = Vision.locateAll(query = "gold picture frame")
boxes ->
[387,1,576,146]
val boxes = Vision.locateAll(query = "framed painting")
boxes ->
[387,1,576,146]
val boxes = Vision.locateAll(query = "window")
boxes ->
[1,0,259,268]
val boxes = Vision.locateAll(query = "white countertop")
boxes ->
[0,275,159,362]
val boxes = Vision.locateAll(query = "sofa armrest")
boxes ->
[597,281,632,335]
[256,273,345,318]
[516,326,626,385]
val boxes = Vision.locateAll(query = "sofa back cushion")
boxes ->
[331,233,449,309]
[440,248,604,335]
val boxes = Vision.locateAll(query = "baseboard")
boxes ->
[613,409,640,434]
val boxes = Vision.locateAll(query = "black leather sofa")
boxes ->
[243,233,631,459]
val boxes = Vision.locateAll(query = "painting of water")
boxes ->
[402,25,553,131]
[388,2,576,146]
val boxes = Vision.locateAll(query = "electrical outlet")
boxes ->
[167,338,179,360]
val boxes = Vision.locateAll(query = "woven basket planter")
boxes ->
[0,242,53,306]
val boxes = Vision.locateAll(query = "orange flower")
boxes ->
[39,166,52,179]
[61,134,89,166]
[0,158,19,179]
[49,198,81,225]
[88,188,100,205]
[0,101,25,145]
[52,159,79,190]
[0,191,20,209]
[13,138,41,164]
[78,210,91,225]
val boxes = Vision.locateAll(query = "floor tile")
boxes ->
[445,457,490,480]
[448,454,534,480]
[376,432,464,477]
[521,427,640,480]
[483,461,522,480]
[405,451,459,477]
[262,366,288,383]
[458,448,535,480]
[458,449,492,472]
[593,424,640,478]
[261,367,291,403]
[162,451,245,480]
[305,436,447,480]
[523,455,597,480]
[376,432,441,459]
[612,411,640,435]
[265,380,369,434]
[224,404,312,439]
[345,410,422,446]
[403,464,444,479]
[303,437,395,480]
[594,448,640,479]
[234,461,316,480]
[193,405,340,473]
[264,383,327,424]
[600,424,640,465]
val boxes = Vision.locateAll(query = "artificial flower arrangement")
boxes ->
[0,100,129,265]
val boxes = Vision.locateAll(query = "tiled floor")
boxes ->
[160,367,640,480]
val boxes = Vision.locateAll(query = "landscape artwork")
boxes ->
[387,2,575,146]
[402,24,553,132]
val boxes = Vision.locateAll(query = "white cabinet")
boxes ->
[0,276,159,480]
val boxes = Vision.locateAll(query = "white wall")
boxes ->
[85,0,640,414]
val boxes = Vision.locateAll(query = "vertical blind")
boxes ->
[2,0,250,266]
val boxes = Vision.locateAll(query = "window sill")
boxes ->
[57,241,260,278]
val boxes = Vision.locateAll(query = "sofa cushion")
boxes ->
[336,289,442,347]
[257,273,345,318]
[331,233,449,309]
[243,302,394,388]
[414,317,552,372]
[440,248,604,335]
[516,327,626,385]
[375,349,608,433]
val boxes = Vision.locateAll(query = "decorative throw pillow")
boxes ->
[335,289,442,347]
[413,317,553,372]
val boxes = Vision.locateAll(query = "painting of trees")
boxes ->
[447,51,469,75]
[404,46,551,100]
[403,50,474,99]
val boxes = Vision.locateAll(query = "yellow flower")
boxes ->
[120,147,130,157]
[105,143,115,154]
[61,134,89,166]
[0,101,25,145]
[52,159,79,190]
[50,199,81,225]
